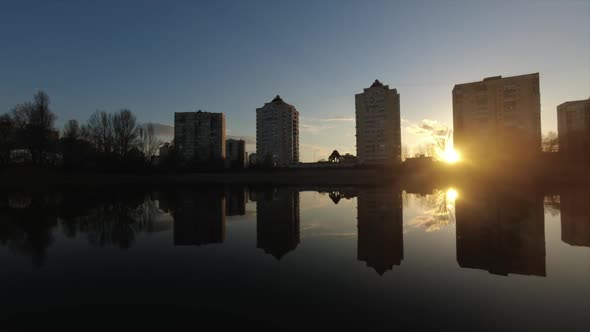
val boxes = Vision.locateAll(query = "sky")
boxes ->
[1,0,589,161]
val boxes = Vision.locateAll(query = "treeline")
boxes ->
[0,91,169,171]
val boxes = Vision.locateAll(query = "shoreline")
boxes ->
[1,166,588,190]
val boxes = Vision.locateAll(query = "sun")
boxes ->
[440,147,460,164]
[446,188,458,202]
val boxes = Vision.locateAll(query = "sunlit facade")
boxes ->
[452,73,541,163]
[355,80,401,165]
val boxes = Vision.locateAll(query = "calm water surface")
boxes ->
[0,185,588,330]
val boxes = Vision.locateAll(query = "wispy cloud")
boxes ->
[405,119,451,140]
[318,116,354,122]
[300,123,333,134]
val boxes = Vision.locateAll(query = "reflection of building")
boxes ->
[174,111,225,164]
[256,95,299,166]
[560,190,590,247]
[557,99,590,159]
[225,186,247,216]
[357,187,404,275]
[355,80,401,165]
[226,139,247,168]
[456,190,546,276]
[256,189,300,259]
[172,190,226,246]
[453,73,541,163]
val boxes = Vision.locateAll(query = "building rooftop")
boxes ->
[557,98,590,108]
[272,95,284,103]
[453,72,539,89]
[370,79,384,88]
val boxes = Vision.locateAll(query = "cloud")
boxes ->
[144,123,174,138]
[300,123,333,134]
[318,116,354,122]
[405,119,452,140]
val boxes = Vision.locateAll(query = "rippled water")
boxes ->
[0,185,588,330]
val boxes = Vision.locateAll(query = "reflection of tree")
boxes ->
[0,190,169,268]
[407,189,455,232]
[0,192,58,267]
[63,193,164,250]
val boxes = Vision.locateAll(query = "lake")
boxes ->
[0,184,588,330]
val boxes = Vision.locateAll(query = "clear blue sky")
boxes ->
[1,0,589,161]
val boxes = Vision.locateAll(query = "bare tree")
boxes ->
[0,114,15,165]
[401,145,410,161]
[10,91,57,164]
[63,119,80,140]
[84,110,114,153]
[113,109,139,158]
[542,131,559,152]
[414,143,436,158]
[138,123,162,165]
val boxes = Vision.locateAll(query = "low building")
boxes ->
[248,153,257,167]
[225,139,247,168]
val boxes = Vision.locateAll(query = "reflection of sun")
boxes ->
[446,188,458,202]
[440,147,460,164]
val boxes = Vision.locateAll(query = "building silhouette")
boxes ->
[455,189,546,277]
[225,139,247,168]
[256,189,300,259]
[174,111,225,165]
[557,98,590,160]
[256,95,299,166]
[355,80,401,165]
[172,190,226,246]
[560,189,590,247]
[453,73,541,163]
[357,187,404,275]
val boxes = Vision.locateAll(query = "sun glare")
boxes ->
[446,188,458,202]
[441,148,460,164]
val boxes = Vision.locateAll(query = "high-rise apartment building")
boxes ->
[174,111,225,164]
[355,80,401,164]
[452,73,541,163]
[557,99,590,158]
[256,95,299,166]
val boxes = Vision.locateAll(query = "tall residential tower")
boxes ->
[256,95,299,166]
[355,80,401,164]
[452,73,541,163]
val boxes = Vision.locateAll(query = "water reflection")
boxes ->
[0,185,588,275]
[225,185,247,216]
[559,189,590,247]
[357,187,404,274]
[456,188,546,277]
[0,190,171,266]
[170,188,226,246]
[406,188,456,232]
[256,188,300,259]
